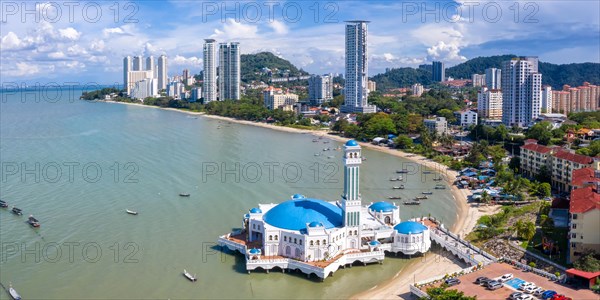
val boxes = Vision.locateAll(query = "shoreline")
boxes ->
[98,100,493,299]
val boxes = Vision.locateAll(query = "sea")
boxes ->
[0,88,458,299]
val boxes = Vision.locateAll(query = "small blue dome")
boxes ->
[345,140,359,146]
[394,221,428,234]
[263,198,343,231]
[369,240,381,246]
[244,214,250,219]
[308,221,323,227]
[249,248,260,254]
[249,207,262,214]
[369,201,397,212]
[292,194,305,199]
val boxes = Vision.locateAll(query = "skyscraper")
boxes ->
[501,57,542,127]
[218,42,241,101]
[146,56,155,77]
[133,56,143,71]
[341,21,376,113]
[308,74,333,105]
[123,56,132,94]
[432,61,445,82]
[485,68,502,89]
[203,39,217,103]
[157,55,167,91]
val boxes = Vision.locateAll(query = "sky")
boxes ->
[1,0,599,85]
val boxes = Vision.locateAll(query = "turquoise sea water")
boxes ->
[0,90,458,299]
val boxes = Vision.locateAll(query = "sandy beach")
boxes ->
[100,100,498,299]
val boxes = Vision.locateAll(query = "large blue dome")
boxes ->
[263,198,343,231]
[345,140,359,146]
[369,201,397,212]
[394,221,428,234]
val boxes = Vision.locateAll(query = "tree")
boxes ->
[437,108,456,124]
[480,190,491,204]
[363,113,397,138]
[536,182,551,198]
[574,251,600,272]
[332,119,349,133]
[514,220,536,241]
[423,286,476,300]
[486,145,507,166]
[509,156,520,172]
[394,135,414,149]
[526,121,554,145]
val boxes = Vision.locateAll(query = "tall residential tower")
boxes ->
[218,42,241,101]
[501,57,542,127]
[341,21,376,113]
[157,55,167,91]
[203,39,217,103]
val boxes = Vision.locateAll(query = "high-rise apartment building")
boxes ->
[432,61,445,82]
[471,74,486,87]
[308,74,333,105]
[541,85,553,113]
[477,87,503,120]
[552,82,600,114]
[263,86,299,110]
[341,21,376,113]
[412,83,424,97]
[133,56,143,71]
[218,42,241,101]
[157,55,167,91]
[485,68,502,89]
[123,56,132,94]
[146,56,155,77]
[203,39,217,103]
[501,57,542,127]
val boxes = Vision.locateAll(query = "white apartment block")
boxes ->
[263,87,299,110]
[424,117,448,135]
[412,83,424,97]
[455,110,478,127]
[471,73,486,87]
[485,68,501,89]
[542,85,553,113]
[477,87,503,120]
[341,21,376,113]
[218,42,241,101]
[308,74,333,105]
[203,39,217,103]
[501,57,542,127]
[157,55,168,91]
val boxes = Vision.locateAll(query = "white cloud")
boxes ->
[1,32,25,50]
[7,62,40,77]
[89,40,105,53]
[269,20,289,35]
[58,28,81,41]
[48,51,66,59]
[426,41,467,63]
[171,55,201,66]
[102,27,126,37]
[211,19,258,40]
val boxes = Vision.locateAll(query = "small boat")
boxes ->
[327,156,335,159]
[423,171,433,174]
[0,200,8,208]
[323,141,330,144]
[362,157,367,161]
[8,283,21,300]
[314,153,321,156]
[312,139,319,142]
[322,148,330,151]
[27,215,40,227]
[126,209,138,215]
[388,196,402,200]
[11,207,22,216]
[422,191,433,195]
[183,269,197,282]
[396,169,409,174]
[179,193,191,197]
[389,176,403,181]
[404,201,421,205]
[392,185,405,189]
[434,185,446,190]
[415,196,428,200]
[433,177,443,181]
[318,136,323,139]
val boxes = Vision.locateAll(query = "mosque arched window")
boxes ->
[322,239,326,245]
[316,240,320,246]
[275,235,278,240]
[299,240,302,246]
[412,236,415,243]
[284,236,287,242]
[354,230,358,235]
[310,241,314,246]
[294,238,297,244]
[269,235,273,241]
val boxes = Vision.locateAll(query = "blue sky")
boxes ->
[1,0,599,85]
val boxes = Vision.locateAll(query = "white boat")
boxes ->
[126,209,138,215]
[183,269,197,282]
[8,283,21,300]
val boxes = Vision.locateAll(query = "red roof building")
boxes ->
[566,269,600,289]
[572,167,600,188]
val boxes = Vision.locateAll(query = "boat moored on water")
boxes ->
[434,185,446,189]
[392,185,405,189]
[403,201,420,205]
[183,269,197,282]
[396,169,409,173]
[8,283,21,300]
[126,209,138,215]
[388,196,402,200]
[27,215,40,227]
[415,196,428,200]
[389,176,403,181]
[422,191,433,195]
[179,193,191,197]
[11,207,22,215]
[0,200,8,208]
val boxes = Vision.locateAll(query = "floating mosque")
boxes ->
[218,140,432,280]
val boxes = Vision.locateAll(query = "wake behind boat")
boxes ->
[126,209,138,215]
[183,269,197,282]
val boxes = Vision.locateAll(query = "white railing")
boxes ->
[499,257,562,281]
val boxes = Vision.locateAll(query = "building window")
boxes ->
[354,230,358,235]
[572,223,577,229]
[269,235,273,241]
[316,240,320,246]
[572,214,578,219]
[299,240,302,246]
[275,235,278,240]
[252,224,255,229]
[284,236,287,242]
[294,238,297,244]
[310,241,314,246]
[571,233,576,238]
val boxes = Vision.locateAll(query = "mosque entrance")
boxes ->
[384,216,391,224]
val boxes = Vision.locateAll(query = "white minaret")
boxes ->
[342,140,362,249]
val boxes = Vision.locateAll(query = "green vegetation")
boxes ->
[526,122,554,145]
[569,111,600,128]
[80,87,122,100]
[576,140,600,156]
[422,286,476,300]
[241,52,308,83]
[574,251,600,272]
[446,55,516,79]
[370,67,432,90]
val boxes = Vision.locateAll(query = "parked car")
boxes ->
[519,282,534,290]
[475,276,490,284]
[524,285,538,294]
[517,295,534,300]
[541,290,557,299]
[499,273,514,282]
[509,292,523,299]
[551,295,572,300]
[444,278,461,286]
[532,287,544,295]
[487,280,503,290]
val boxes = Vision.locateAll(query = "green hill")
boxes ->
[241,52,308,83]
[370,68,432,91]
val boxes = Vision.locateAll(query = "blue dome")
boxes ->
[292,194,305,199]
[249,207,262,214]
[244,214,250,219]
[308,221,323,227]
[345,140,359,146]
[369,201,398,212]
[249,248,260,254]
[394,221,428,234]
[263,198,343,231]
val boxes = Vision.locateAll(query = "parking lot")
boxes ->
[423,263,598,299]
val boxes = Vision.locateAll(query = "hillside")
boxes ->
[371,55,600,90]
[241,52,308,83]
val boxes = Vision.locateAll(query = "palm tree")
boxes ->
[480,190,491,205]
